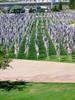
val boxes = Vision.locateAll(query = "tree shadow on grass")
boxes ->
[0,81,32,91]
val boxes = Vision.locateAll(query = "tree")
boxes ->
[52,0,62,11]
[10,5,25,13]
[69,0,75,9]
[59,1,62,10]
[0,46,10,69]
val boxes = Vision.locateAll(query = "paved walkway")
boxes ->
[0,59,75,83]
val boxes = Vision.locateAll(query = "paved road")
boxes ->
[0,59,75,83]
[0,1,69,7]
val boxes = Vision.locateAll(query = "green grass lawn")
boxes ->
[45,55,73,63]
[1,19,75,63]
[0,82,75,100]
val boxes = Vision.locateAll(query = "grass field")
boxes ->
[6,18,75,63]
[0,82,75,100]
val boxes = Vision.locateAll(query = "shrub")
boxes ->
[0,46,10,69]
[38,20,47,60]
[60,43,67,55]
[18,34,27,59]
[28,22,37,60]
[8,46,16,58]
[44,20,56,56]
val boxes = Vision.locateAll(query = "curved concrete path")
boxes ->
[0,59,75,83]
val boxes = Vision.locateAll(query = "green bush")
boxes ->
[58,2,62,10]
[28,22,37,60]
[44,20,56,56]
[10,5,25,13]
[72,48,75,62]
[52,2,62,12]
[52,5,59,12]
[38,20,47,60]
[0,46,10,69]
[60,43,67,55]
[8,46,16,58]
[69,0,75,9]
[18,34,27,59]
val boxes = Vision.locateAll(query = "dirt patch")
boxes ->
[0,59,75,83]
